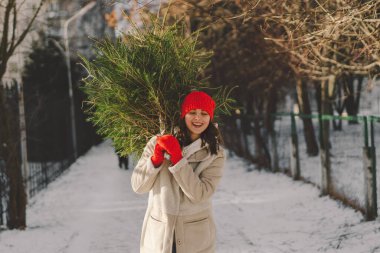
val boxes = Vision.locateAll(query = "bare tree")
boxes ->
[162,0,379,170]
[161,0,295,169]
[262,0,379,80]
[0,0,46,80]
[261,0,379,194]
[0,0,46,229]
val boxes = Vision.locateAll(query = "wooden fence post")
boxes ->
[363,146,377,221]
[319,80,331,196]
[363,117,378,221]
[319,115,331,195]
[290,112,300,180]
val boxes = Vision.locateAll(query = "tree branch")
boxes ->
[0,0,14,66]
[9,1,16,51]
[7,0,46,59]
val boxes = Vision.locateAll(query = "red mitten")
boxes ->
[157,135,183,165]
[151,142,165,167]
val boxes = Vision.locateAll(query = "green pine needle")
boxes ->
[80,17,234,157]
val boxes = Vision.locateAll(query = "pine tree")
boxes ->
[80,18,234,157]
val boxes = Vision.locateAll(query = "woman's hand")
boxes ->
[151,142,165,167]
[157,135,183,165]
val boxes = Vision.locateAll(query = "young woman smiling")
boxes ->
[131,91,225,253]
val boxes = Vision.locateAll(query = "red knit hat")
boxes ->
[180,91,216,119]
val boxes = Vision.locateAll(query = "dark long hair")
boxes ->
[175,119,223,155]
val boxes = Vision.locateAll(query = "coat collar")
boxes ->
[183,138,211,162]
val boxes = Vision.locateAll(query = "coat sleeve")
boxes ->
[168,148,225,204]
[131,136,163,194]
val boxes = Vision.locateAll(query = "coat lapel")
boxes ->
[182,138,211,162]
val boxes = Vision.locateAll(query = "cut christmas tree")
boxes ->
[80,18,234,157]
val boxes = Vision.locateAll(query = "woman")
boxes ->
[131,91,225,253]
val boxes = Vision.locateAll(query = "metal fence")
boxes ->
[221,113,379,221]
[0,160,7,226]
[28,158,74,197]
[0,78,100,228]
[0,157,74,227]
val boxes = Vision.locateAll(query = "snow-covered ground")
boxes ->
[0,141,379,253]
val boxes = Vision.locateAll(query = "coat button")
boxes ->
[177,239,181,245]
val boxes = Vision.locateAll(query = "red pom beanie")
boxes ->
[180,91,216,119]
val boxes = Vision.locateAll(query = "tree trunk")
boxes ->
[265,86,278,171]
[314,81,322,115]
[320,78,333,196]
[296,79,319,156]
[252,97,271,169]
[18,81,29,199]
[240,114,252,160]
[0,84,27,229]
[344,74,362,124]
[332,77,344,131]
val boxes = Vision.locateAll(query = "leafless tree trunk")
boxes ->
[296,79,319,156]
[18,81,29,199]
[252,97,271,170]
[0,0,46,229]
[344,74,363,124]
[332,78,345,130]
[265,85,278,171]
[0,85,26,229]
[320,77,334,196]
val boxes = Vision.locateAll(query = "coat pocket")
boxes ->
[144,215,166,250]
[184,217,211,252]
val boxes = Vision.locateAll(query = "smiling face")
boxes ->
[185,109,211,141]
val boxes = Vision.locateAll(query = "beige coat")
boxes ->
[131,136,225,253]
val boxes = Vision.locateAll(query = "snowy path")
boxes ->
[0,141,379,253]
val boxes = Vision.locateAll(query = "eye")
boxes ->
[189,110,196,115]
[201,111,209,116]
